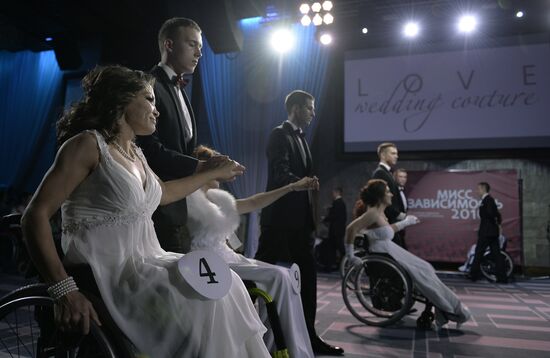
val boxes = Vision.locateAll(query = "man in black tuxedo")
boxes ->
[393,168,409,249]
[321,187,347,269]
[256,90,343,356]
[468,182,507,283]
[371,142,407,248]
[137,18,226,253]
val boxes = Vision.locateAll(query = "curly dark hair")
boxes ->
[353,179,388,218]
[57,65,155,144]
[192,145,220,160]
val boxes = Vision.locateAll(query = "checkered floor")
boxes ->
[2,272,550,357]
[315,272,550,358]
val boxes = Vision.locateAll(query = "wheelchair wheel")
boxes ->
[342,255,414,327]
[0,295,117,357]
[339,249,366,279]
[481,250,513,282]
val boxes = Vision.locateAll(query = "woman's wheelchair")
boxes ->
[458,235,514,282]
[0,213,290,358]
[341,235,435,329]
[0,213,135,358]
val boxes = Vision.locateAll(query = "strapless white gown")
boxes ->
[61,130,269,357]
[187,188,315,358]
[365,225,471,326]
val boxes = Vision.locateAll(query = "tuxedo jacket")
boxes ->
[371,165,403,224]
[260,121,315,230]
[323,197,347,239]
[478,194,502,237]
[136,65,198,225]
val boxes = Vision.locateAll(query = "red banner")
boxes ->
[405,170,521,265]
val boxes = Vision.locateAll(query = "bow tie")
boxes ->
[172,74,189,88]
[294,129,305,138]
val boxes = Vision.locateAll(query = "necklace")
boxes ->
[112,141,136,162]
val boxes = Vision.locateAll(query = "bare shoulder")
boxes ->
[57,131,99,169]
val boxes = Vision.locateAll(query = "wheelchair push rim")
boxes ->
[342,255,414,327]
[0,295,117,358]
[480,250,514,282]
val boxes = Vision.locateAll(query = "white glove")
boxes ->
[345,244,363,268]
[394,215,420,231]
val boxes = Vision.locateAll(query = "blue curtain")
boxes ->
[0,50,63,193]
[199,21,330,256]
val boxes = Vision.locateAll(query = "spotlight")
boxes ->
[319,33,332,45]
[312,13,323,26]
[270,28,295,53]
[45,37,53,42]
[311,2,322,13]
[361,27,368,34]
[403,22,419,38]
[323,13,334,25]
[515,10,524,18]
[299,3,310,15]
[301,15,312,26]
[457,15,477,33]
[322,1,333,11]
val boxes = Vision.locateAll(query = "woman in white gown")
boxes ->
[345,179,471,329]
[186,145,316,358]
[21,65,270,357]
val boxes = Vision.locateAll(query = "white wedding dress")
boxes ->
[187,188,315,358]
[365,226,471,326]
[60,130,270,358]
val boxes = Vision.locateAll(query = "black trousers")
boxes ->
[470,234,506,281]
[255,227,317,340]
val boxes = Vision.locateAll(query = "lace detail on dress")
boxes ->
[62,210,150,234]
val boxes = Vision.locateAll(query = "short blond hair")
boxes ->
[377,142,397,158]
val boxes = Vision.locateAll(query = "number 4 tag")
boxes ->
[178,250,232,300]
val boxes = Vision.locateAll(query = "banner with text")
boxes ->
[405,170,521,265]
[344,40,550,152]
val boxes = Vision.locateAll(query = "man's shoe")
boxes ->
[311,336,344,356]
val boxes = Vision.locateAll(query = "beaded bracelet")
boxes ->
[47,276,79,300]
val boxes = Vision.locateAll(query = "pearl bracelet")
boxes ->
[47,276,79,300]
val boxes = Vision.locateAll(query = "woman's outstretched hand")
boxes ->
[213,159,246,181]
[54,291,101,335]
[291,176,319,191]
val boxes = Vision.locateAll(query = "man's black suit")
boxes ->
[469,194,506,281]
[256,121,318,339]
[321,197,347,268]
[372,164,406,248]
[136,65,198,253]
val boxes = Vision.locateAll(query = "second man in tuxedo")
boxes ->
[137,18,221,253]
[468,182,507,283]
[256,90,343,356]
[372,142,407,248]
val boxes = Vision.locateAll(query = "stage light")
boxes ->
[322,1,333,11]
[312,2,322,13]
[301,15,312,26]
[313,13,323,26]
[515,10,524,18]
[457,15,477,33]
[323,13,334,25]
[403,22,419,38]
[270,28,295,53]
[319,33,332,45]
[299,3,310,15]
[45,37,53,42]
[362,27,368,34]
